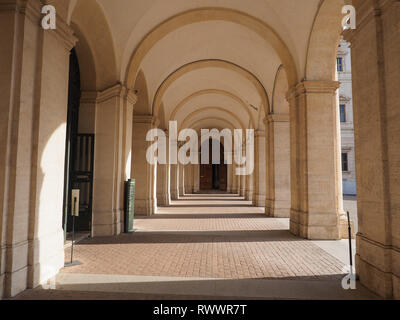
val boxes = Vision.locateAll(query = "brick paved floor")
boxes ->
[61,195,345,281]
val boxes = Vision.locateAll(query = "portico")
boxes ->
[0,0,399,300]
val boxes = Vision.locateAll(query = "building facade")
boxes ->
[338,39,357,195]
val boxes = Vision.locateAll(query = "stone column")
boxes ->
[265,114,291,217]
[232,160,241,195]
[178,163,185,197]
[184,165,193,194]
[92,85,136,236]
[193,163,200,193]
[240,174,246,197]
[245,172,253,202]
[287,81,343,240]
[156,130,169,206]
[232,163,238,194]
[166,160,171,205]
[227,163,233,193]
[344,0,400,299]
[170,164,179,200]
[121,90,136,213]
[254,131,266,206]
[131,115,157,216]
[0,1,76,298]
[156,164,169,206]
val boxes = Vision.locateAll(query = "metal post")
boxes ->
[347,211,353,275]
[70,197,76,264]
[65,195,82,268]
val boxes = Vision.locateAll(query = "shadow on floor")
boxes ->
[137,213,268,219]
[74,230,303,245]
[12,275,380,300]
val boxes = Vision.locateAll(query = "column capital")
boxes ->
[0,0,40,20]
[264,114,289,124]
[0,0,77,51]
[80,91,98,104]
[254,130,266,137]
[286,80,340,101]
[50,15,77,52]
[97,83,138,104]
[126,89,138,105]
[132,114,159,126]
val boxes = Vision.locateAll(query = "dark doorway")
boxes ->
[62,48,94,237]
[200,140,227,191]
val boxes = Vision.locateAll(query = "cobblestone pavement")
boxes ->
[61,195,345,281]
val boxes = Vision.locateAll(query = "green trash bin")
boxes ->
[124,179,135,233]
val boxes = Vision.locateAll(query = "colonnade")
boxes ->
[1,0,399,300]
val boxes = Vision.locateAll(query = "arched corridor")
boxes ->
[18,193,377,300]
[1,0,399,300]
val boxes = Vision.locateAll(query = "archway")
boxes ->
[62,48,94,235]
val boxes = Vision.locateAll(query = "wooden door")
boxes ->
[200,164,213,190]
[219,164,227,191]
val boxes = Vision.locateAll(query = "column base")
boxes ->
[3,239,30,298]
[356,234,400,299]
[27,230,64,295]
[339,214,356,239]
[171,190,178,200]
[157,194,169,207]
[254,194,266,207]
[289,209,340,240]
[266,200,290,217]
[92,209,122,236]
[267,207,291,218]
[28,254,63,290]
[135,199,154,216]
[245,190,253,201]
[5,267,28,298]
[92,222,120,237]
[0,274,4,299]
[184,187,193,195]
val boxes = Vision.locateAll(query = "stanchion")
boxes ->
[65,191,82,268]
[347,211,353,276]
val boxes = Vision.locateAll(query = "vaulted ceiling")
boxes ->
[63,0,347,131]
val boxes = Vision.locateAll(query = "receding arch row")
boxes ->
[179,107,246,132]
[168,89,255,129]
[188,117,237,133]
[125,7,298,89]
[152,59,270,123]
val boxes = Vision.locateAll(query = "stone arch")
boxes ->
[305,0,346,81]
[70,23,96,91]
[70,0,118,90]
[153,59,268,123]
[188,118,236,132]
[180,107,245,131]
[169,89,255,129]
[125,8,298,88]
[272,65,290,114]
[134,70,150,115]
